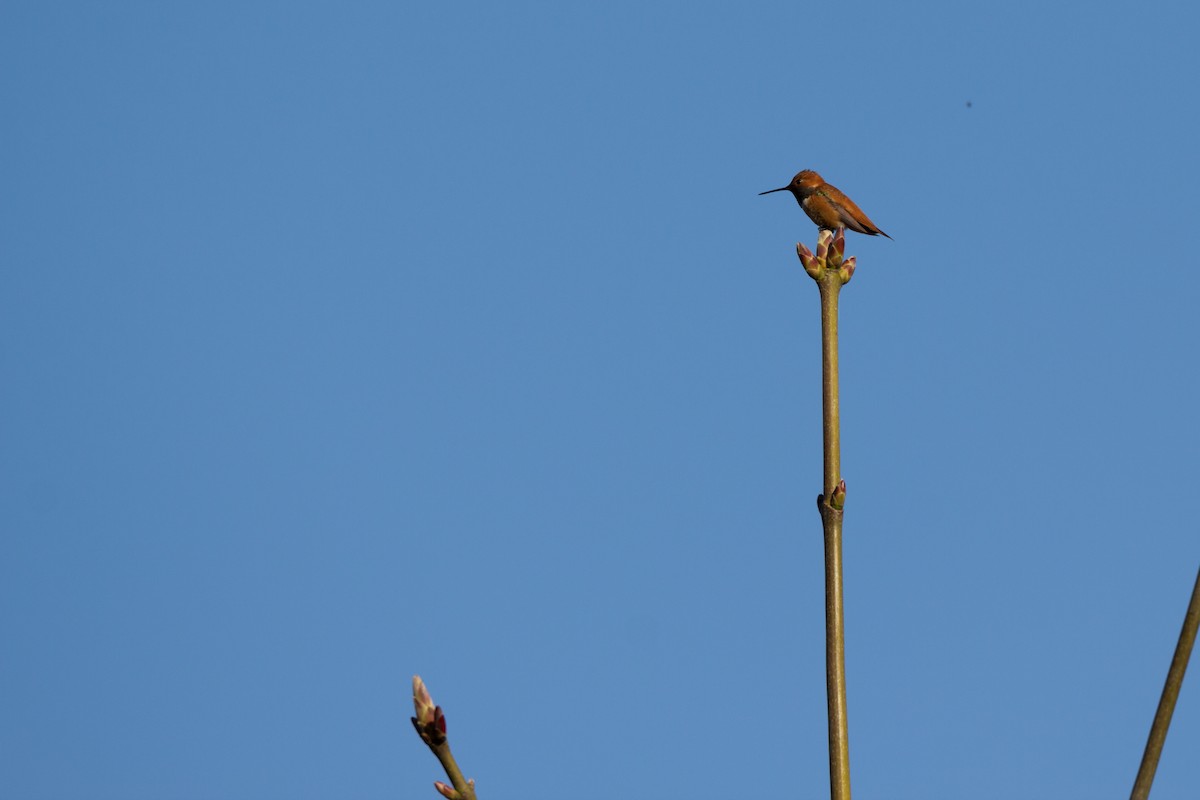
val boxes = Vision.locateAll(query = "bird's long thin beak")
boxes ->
[759,186,788,195]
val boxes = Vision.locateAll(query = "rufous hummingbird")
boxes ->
[760,170,891,239]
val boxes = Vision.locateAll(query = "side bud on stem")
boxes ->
[828,479,847,511]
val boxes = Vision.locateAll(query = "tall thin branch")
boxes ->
[798,229,855,800]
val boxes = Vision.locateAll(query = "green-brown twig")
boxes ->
[1130,564,1200,800]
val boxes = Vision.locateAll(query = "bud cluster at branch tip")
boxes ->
[796,228,856,284]
[411,675,448,747]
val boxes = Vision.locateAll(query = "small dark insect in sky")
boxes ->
[966,100,972,108]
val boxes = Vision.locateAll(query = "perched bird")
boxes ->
[760,170,891,239]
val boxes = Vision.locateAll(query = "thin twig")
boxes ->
[411,675,478,800]
[1130,564,1200,800]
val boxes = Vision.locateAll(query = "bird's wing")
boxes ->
[828,194,875,235]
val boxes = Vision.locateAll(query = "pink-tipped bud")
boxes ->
[413,676,436,725]
[830,479,847,510]
[796,242,816,272]
[832,228,845,258]
[434,781,461,800]
[816,229,831,261]
[842,256,856,282]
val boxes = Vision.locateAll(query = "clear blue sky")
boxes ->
[3,2,1198,798]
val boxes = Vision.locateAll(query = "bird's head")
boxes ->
[759,169,824,199]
